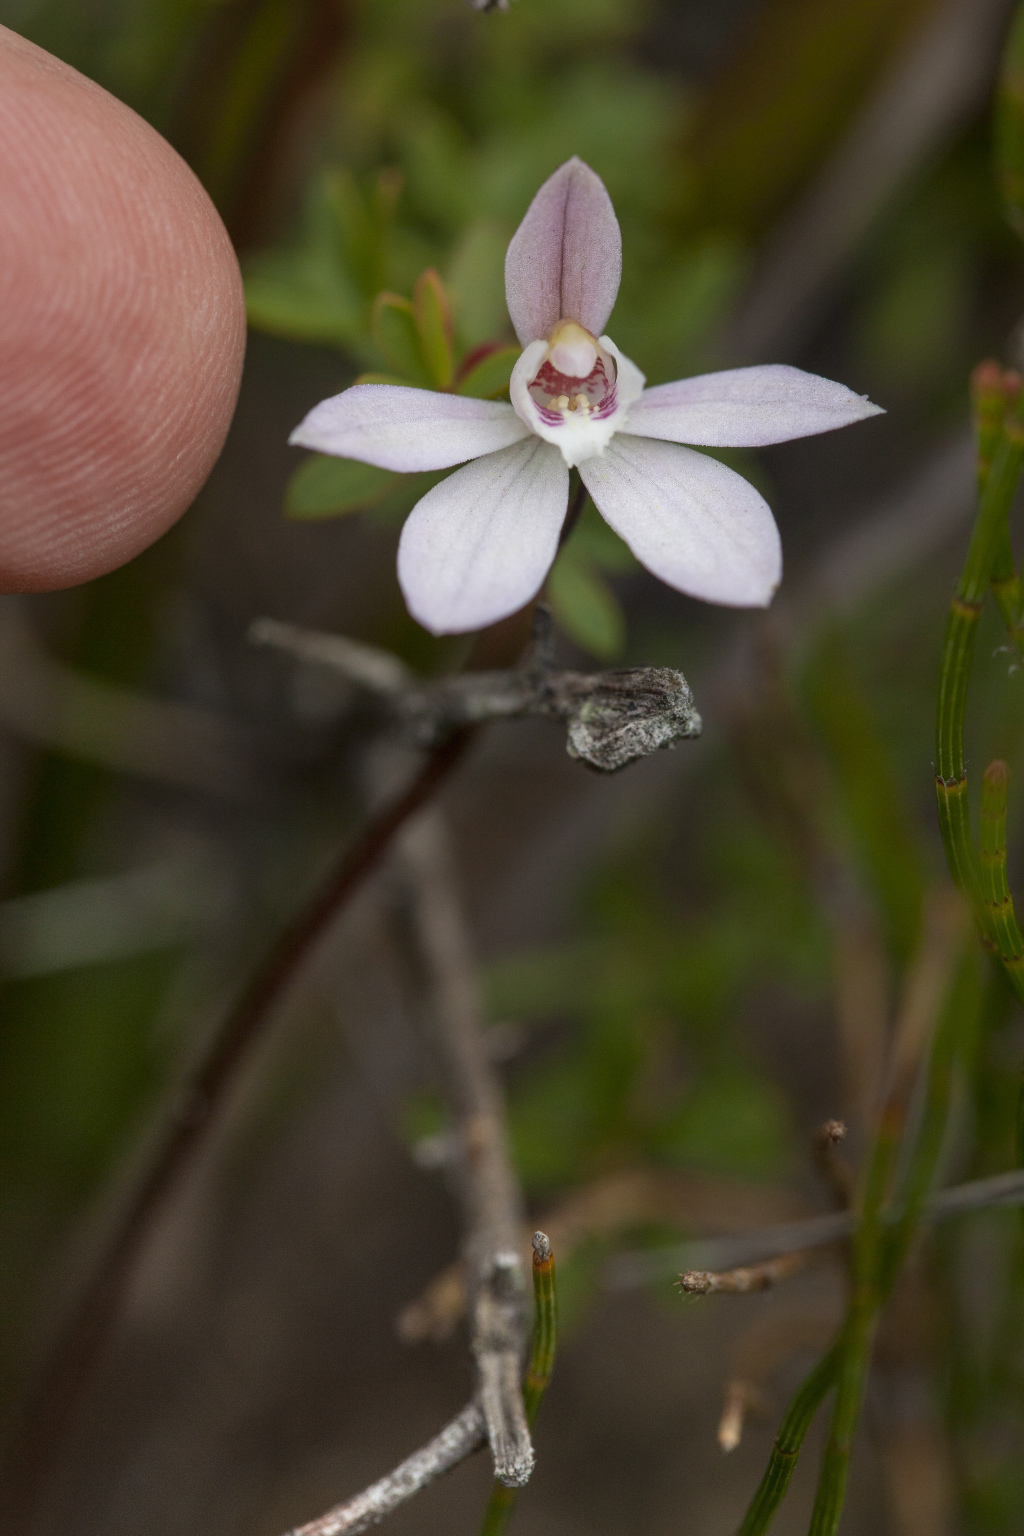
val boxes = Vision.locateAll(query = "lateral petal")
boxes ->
[625,364,884,447]
[397,438,569,634]
[504,158,622,347]
[579,435,781,608]
[289,384,530,471]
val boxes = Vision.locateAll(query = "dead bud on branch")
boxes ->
[678,1250,810,1296]
[812,1118,853,1209]
[251,607,702,774]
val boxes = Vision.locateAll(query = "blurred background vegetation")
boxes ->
[3,0,1024,1532]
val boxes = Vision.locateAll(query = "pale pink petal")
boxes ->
[579,435,781,607]
[289,384,530,471]
[625,364,884,447]
[504,158,622,347]
[398,438,568,634]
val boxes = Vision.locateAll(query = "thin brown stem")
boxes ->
[0,728,474,1534]
[557,472,589,549]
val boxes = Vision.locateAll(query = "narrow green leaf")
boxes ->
[456,345,521,399]
[413,269,455,388]
[242,173,367,349]
[371,294,431,385]
[285,455,400,520]
[547,550,626,659]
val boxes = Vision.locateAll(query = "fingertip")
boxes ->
[0,26,247,590]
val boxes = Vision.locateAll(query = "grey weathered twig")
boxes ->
[606,1168,1024,1289]
[251,610,702,774]
[392,807,533,1487]
[273,763,535,1536]
[284,1400,487,1536]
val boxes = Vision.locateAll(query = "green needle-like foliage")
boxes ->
[733,1343,841,1536]
[479,1235,558,1536]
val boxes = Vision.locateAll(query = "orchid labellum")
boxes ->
[290,158,883,634]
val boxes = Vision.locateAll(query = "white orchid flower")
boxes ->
[290,158,883,635]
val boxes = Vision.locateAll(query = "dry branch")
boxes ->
[606,1168,1024,1288]
[392,807,533,1487]
[284,1401,486,1536]
[0,731,474,1534]
[397,1166,808,1342]
[252,610,702,774]
[679,1251,810,1296]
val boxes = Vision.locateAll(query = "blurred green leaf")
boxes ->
[243,174,367,348]
[286,455,402,519]
[192,0,297,206]
[447,220,512,346]
[331,167,402,302]
[412,269,455,388]
[455,345,521,399]
[656,1070,794,1180]
[372,293,432,384]
[362,469,451,526]
[243,251,363,348]
[570,499,637,574]
[683,0,936,234]
[547,547,626,660]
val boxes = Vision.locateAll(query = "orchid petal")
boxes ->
[625,364,883,447]
[398,438,568,634]
[289,384,530,472]
[504,158,622,347]
[579,436,781,607]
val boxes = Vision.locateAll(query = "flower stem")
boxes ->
[558,471,588,548]
[479,1234,558,1536]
